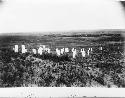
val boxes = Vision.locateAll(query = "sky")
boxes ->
[0,0,125,34]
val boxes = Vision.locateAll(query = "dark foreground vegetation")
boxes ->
[0,44,124,87]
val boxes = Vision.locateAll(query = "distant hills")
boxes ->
[0,29,124,48]
[0,29,125,37]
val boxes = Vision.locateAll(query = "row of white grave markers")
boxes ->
[71,47,93,58]
[56,48,70,56]
[37,45,51,55]
[13,45,27,53]
[13,45,103,58]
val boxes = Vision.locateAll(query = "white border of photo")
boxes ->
[0,87,125,97]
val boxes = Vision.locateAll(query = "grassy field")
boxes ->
[0,31,124,87]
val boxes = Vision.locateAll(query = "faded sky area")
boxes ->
[0,0,125,34]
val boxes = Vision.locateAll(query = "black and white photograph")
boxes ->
[0,0,125,97]
[0,30,124,88]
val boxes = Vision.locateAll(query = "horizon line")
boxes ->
[0,29,125,36]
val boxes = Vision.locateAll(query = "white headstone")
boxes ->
[81,48,86,57]
[21,45,27,53]
[72,48,77,58]
[65,48,69,53]
[56,48,61,56]
[38,47,43,55]
[32,49,37,54]
[14,45,18,52]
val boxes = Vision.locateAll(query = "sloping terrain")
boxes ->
[0,30,124,87]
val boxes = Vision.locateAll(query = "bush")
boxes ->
[0,47,124,87]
